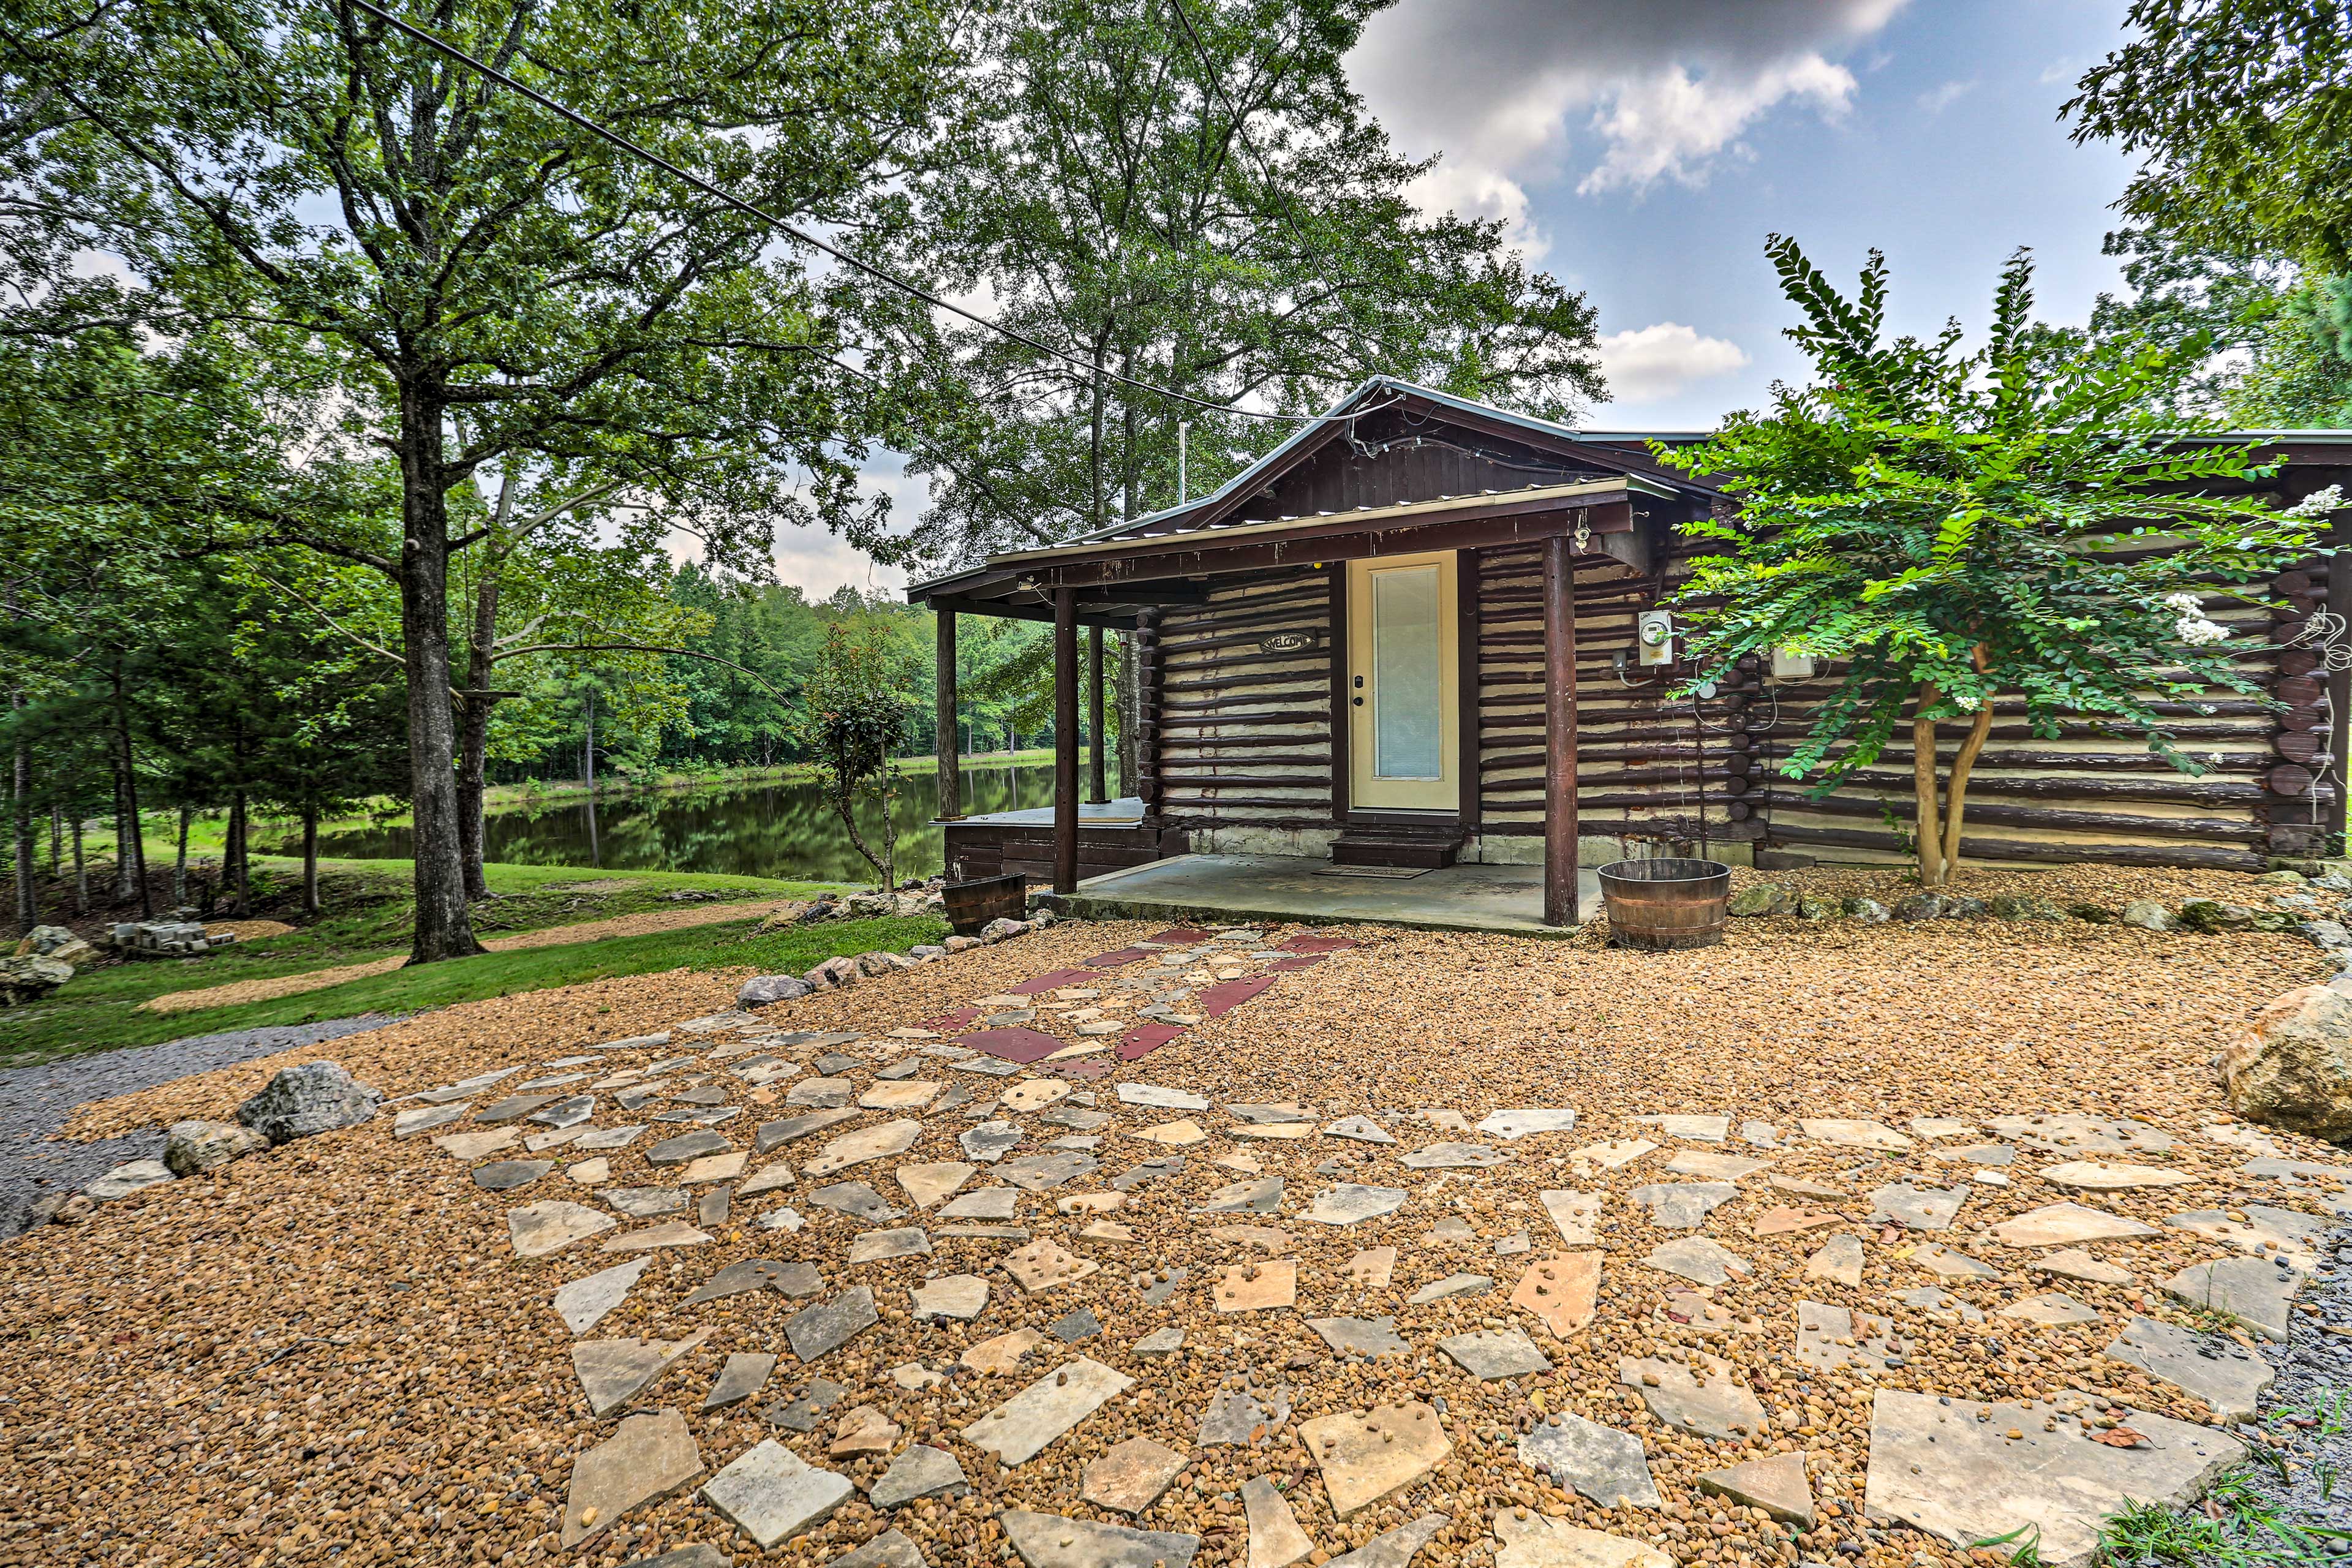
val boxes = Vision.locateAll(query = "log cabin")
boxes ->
[907,377,2352,931]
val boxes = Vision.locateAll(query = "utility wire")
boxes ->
[337,0,1401,429]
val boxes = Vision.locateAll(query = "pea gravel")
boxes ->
[6,865,2350,1568]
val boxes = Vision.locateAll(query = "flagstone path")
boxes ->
[11,906,2352,1568]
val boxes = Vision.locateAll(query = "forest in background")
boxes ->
[7,0,2352,959]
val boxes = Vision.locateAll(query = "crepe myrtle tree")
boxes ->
[1660,237,2332,887]
[799,619,918,892]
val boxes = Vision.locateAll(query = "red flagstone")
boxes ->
[1267,955,1325,972]
[1038,1058,1114,1079]
[922,1007,982,1030]
[1197,976,1278,1017]
[1117,1024,1187,1060]
[1008,968,1096,996]
[1084,948,1151,968]
[1144,927,1213,946]
[955,1027,1068,1064]
[1278,935,1357,953]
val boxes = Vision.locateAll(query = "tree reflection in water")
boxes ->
[295,762,1100,884]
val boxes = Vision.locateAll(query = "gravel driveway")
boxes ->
[0,1014,399,1236]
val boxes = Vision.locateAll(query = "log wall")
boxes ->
[1147,568,1337,834]
[1135,545,2339,872]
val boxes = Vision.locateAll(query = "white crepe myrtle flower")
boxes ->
[2285,484,2345,518]
[2163,590,2230,646]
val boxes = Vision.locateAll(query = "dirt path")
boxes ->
[138,897,802,1016]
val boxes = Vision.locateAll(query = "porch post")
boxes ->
[1543,533,1580,926]
[1087,622,1108,804]
[935,609,961,821]
[1053,586,1079,894]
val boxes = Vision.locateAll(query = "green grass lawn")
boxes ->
[1,858,891,1068]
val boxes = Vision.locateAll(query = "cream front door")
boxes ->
[1347,550,1458,812]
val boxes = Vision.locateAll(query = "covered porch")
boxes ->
[908,374,1735,933]
[916,480,1665,930]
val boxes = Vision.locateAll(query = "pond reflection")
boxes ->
[292,761,1109,884]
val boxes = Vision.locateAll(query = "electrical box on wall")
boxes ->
[1769,646,1817,682]
[1635,608,1675,667]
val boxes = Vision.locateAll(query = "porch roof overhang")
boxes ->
[908,475,1670,627]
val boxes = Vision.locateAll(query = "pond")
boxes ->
[291,760,1117,884]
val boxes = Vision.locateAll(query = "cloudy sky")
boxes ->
[788,0,2141,597]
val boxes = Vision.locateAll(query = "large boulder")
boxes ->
[15,924,77,957]
[235,1061,384,1145]
[2119,899,2175,932]
[2217,984,2352,1142]
[1891,893,1945,922]
[1842,897,1891,924]
[164,1119,270,1176]
[738,973,814,1007]
[0,954,72,1005]
[1728,884,1790,918]
[979,917,1031,943]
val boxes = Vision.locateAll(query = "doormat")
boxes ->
[1314,865,1430,879]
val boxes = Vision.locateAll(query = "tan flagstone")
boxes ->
[1003,1238,1101,1294]
[1510,1252,1600,1337]
[1300,1403,1450,1518]
[1214,1259,1298,1313]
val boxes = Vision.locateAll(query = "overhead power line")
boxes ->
[337,0,1400,430]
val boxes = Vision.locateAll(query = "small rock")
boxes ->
[162,1119,268,1176]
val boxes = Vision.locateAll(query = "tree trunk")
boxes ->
[227,791,251,918]
[302,802,320,915]
[70,809,86,915]
[115,682,150,917]
[49,801,61,875]
[394,385,483,963]
[456,551,502,902]
[108,764,129,902]
[174,805,190,910]
[9,699,32,937]
[1939,648,1996,875]
[1910,685,1947,886]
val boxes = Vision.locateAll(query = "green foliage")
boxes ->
[798,619,921,887]
[884,0,1606,562]
[1659,237,2322,876]
[2067,2,2352,277]
[2097,1464,2342,1566]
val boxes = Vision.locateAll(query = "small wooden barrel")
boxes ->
[941,872,1027,935]
[1596,858,1733,950]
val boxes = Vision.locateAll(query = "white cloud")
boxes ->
[772,525,908,602]
[1351,0,1907,228]
[1594,322,1751,403]
[1915,78,1977,113]
[1580,53,1859,194]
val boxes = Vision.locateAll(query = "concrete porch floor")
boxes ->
[1037,851,1602,936]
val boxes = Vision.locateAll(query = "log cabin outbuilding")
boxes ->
[907,376,2352,932]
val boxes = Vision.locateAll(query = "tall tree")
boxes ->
[887,0,1605,565]
[2067,1,2352,277]
[1662,238,2323,886]
[13,0,960,960]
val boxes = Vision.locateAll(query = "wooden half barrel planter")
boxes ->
[941,872,1028,936]
[1596,858,1732,949]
